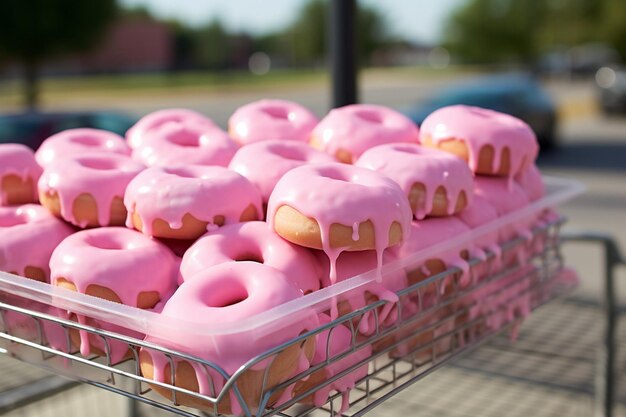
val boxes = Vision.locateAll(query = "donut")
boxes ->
[139,262,318,415]
[516,164,545,202]
[0,204,73,282]
[229,140,335,207]
[38,154,144,228]
[180,221,322,294]
[50,227,178,362]
[228,99,319,145]
[35,128,130,168]
[293,313,371,412]
[267,163,412,283]
[0,144,42,206]
[310,104,419,163]
[126,108,216,149]
[420,105,538,177]
[131,120,237,167]
[356,143,473,219]
[125,165,262,240]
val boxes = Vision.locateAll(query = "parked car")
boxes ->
[596,66,626,115]
[0,111,136,150]
[406,74,558,149]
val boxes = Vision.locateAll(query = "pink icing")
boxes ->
[307,314,371,407]
[228,99,319,145]
[314,250,408,335]
[35,128,130,168]
[420,105,539,177]
[0,144,42,205]
[124,165,263,236]
[143,262,319,414]
[180,221,322,294]
[356,143,473,219]
[131,120,238,167]
[393,217,482,288]
[229,140,335,205]
[38,153,145,227]
[266,163,412,284]
[126,108,216,149]
[312,104,419,162]
[0,204,73,280]
[516,164,545,202]
[49,227,178,308]
[74,314,145,364]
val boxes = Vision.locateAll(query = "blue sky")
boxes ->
[119,0,467,44]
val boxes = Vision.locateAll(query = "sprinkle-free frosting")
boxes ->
[143,262,318,415]
[126,108,216,149]
[356,143,473,219]
[180,221,322,294]
[516,164,545,202]
[420,105,538,177]
[38,153,144,227]
[132,120,238,167]
[0,204,73,280]
[311,104,419,163]
[0,144,42,205]
[267,163,412,284]
[124,165,263,235]
[229,140,335,205]
[228,99,319,145]
[35,128,130,168]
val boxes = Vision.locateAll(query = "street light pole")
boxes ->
[330,0,357,108]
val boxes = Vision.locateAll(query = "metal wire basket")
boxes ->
[0,216,577,417]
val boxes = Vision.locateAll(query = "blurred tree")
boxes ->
[0,0,117,110]
[194,19,233,71]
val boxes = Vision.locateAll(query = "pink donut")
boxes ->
[420,105,538,177]
[356,143,473,219]
[124,165,262,240]
[228,99,319,145]
[132,120,238,167]
[311,104,419,163]
[38,153,144,228]
[516,164,545,202]
[126,108,216,149]
[229,140,335,206]
[35,128,130,168]
[0,144,42,206]
[0,204,73,281]
[140,262,319,415]
[180,221,322,294]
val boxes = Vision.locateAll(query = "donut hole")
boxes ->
[77,157,119,170]
[317,166,350,182]
[268,144,308,162]
[262,106,291,120]
[0,211,28,227]
[86,234,128,250]
[166,129,200,147]
[233,252,264,264]
[355,109,383,124]
[204,283,249,308]
[164,167,198,178]
[70,135,102,146]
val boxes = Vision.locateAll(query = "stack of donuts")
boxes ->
[0,99,555,414]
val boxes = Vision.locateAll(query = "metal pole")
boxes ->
[330,0,357,108]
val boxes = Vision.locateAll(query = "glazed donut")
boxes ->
[267,163,412,283]
[516,164,545,202]
[50,227,178,363]
[35,128,130,168]
[131,120,237,167]
[293,314,371,412]
[229,140,335,207]
[0,204,73,282]
[140,262,318,415]
[38,154,144,228]
[311,104,419,163]
[126,108,216,149]
[356,143,473,219]
[420,105,538,177]
[228,99,319,145]
[180,221,322,294]
[0,144,42,206]
[125,165,262,240]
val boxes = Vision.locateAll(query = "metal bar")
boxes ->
[330,0,357,108]
[0,376,78,414]
[561,231,625,417]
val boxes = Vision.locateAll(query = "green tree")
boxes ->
[194,19,232,70]
[0,0,117,110]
